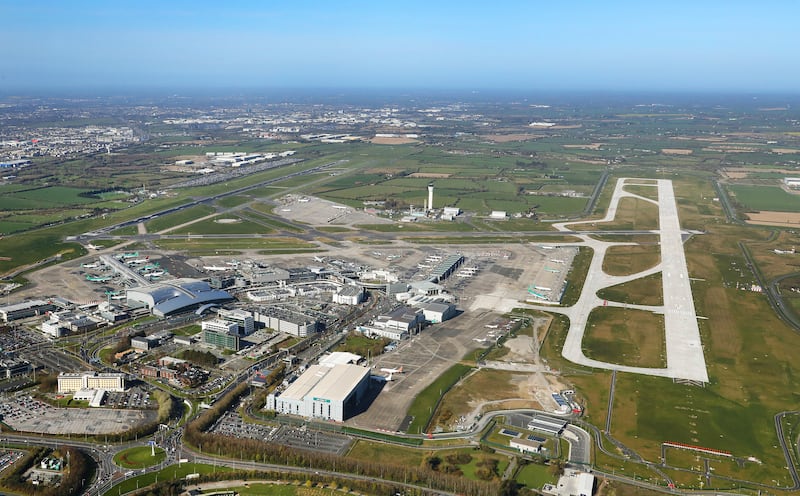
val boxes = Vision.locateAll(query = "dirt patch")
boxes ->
[745,211,800,227]
[661,148,693,155]
[772,148,800,154]
[369,137,419,145]
[409,172,452,178]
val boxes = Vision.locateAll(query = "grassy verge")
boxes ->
[405,363,473,434]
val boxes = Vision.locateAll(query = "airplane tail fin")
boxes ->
[398,366,403,373]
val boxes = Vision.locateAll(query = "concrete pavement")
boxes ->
[527,178,709,383]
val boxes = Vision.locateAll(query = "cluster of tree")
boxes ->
[178,349,218,367]
[514,159,548,169]
[131,468,490,496]
[184,376,497,495]
[112,329,145,356]
[0,447,92,496]
[337,332,390,358]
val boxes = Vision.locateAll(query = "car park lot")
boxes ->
[0,449,24,474]
[0,395,156,435]
[209,409,351,455]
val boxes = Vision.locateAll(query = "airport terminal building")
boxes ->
[126,278,234,317]
[266,363,370,422]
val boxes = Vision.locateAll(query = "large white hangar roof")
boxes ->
[126,278,234,317]
[281,364,369,403]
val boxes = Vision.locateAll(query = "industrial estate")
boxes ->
[1,92,800,496]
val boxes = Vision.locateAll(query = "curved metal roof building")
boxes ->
[126,278,234,317]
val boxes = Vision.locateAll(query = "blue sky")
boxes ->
[1,0,798,92]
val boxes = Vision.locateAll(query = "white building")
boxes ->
[266,364,371,422]
[201,319,239,336]
[217,308,254,335]
[356,324,406,341]
[332,285,365,305]
[490,210,507,219]
[253,308,318,337]
[442,207,461,216]
[57,372,125,393]
[418,302,457,323]
[784,177,800,188]
[373,307,423,333]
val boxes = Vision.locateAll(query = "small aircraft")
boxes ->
[127,256,150,265]
[81,262,100,269]
[86,274,112,283]
[86,243,101,250]
[313,256,326,263]
[144,270,165,278]
[380,366,403,380]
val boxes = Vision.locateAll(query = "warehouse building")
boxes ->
[126,278,234,317]
[266,363,370,422]
[0,300,56,322]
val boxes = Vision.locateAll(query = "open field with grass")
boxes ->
[170,215,271,235]
[574,197,659,231]
[602,244,661,276]
[432,369,521,430]
[596,272,663,306]
[406,363,473,435]
[405,234,582,244]
[144,204,216,232]
[729,184,800,212]
[104,463,232,496]
[346,439,425,467]
[153,237,317,255]
[113,446,166,469]
[515,463,558,489]
[583,307,665,368]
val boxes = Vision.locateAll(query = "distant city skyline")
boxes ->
[2,0,799,93]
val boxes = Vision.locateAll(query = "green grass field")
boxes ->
[169,215,272,235]
[144,204,217,232]
[113,446,166,469]
[583,307,666,368]
[729,184,800,212]
[515,463,557,489]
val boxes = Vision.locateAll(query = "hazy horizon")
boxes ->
[2,1,799,94]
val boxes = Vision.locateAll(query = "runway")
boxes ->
[527,178,709,383]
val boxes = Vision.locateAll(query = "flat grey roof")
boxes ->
[280,364,369,403]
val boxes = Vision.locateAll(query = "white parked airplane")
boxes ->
[86,243,101,250]
[128,257,150,264]
[313,256,326,263]
[380,366,403,380]
[81,262,100,269]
